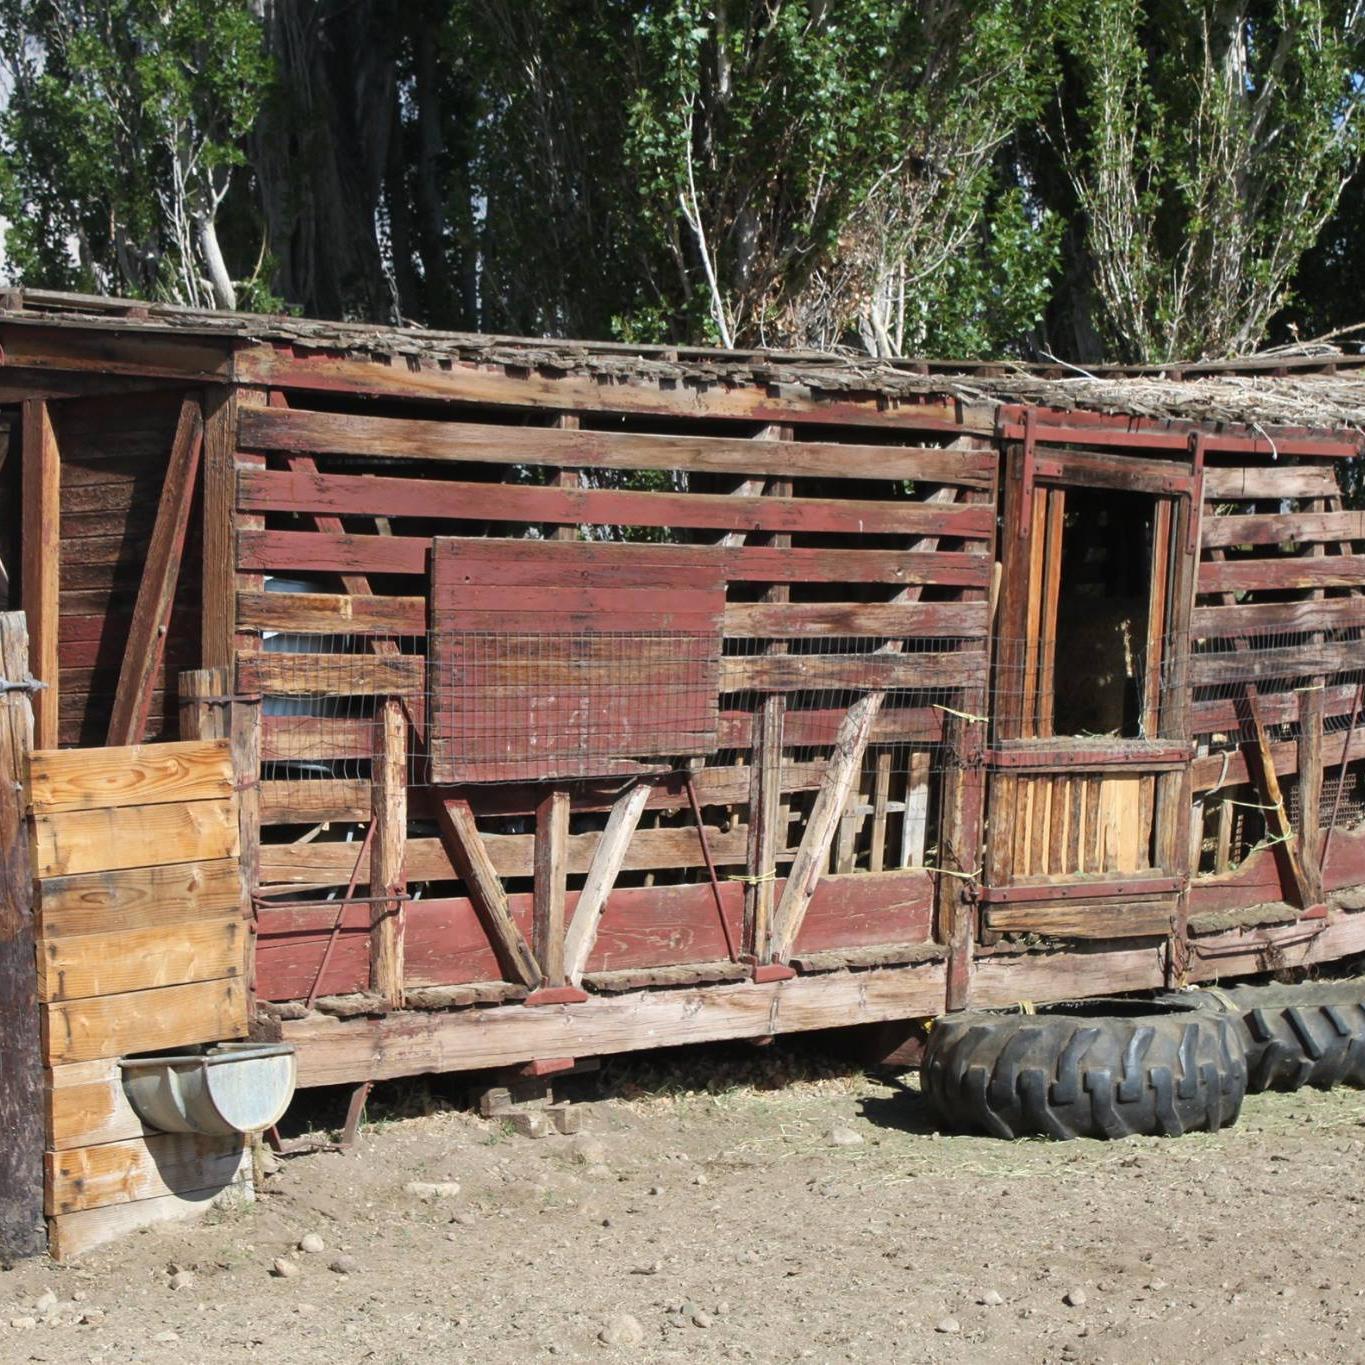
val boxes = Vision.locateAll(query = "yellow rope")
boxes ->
[725,869,777,885]
[933,703,989,724]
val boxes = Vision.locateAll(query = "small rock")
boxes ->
[153,1331,180,1344]
[10,1316,36,1330]
[329,1255,359,1276]
[405,1180,461,1201]
[33,1291,57,1315]
[573,1137,608,1167]
[692,1172,708,1186]
[630,1261,662,1276]
[666,1314,687,1330]
[736,1250,759,1265]
[452,1211,477,1226]
[585,1164,613,1181]
[598,1313,645,1348]
[979,1289,1005,1307]
[272,1257,299,1279]
[257,1149,284,1176]
[1064,1288,1088,1308]
[168,1270,195,1291]
[649,1185,664,1196]
[298,1233,325,1255]
[716,1302,730,1315]
[80,1310,105,1327]
[692,1310,713,1329]
[1145,1279,1168,1293]
[827,1125,864,1148]
[935,1318,961,1334]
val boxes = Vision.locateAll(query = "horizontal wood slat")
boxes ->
[722,601,987,639]
[237,591,427,636]
[1198,555,1365,594]
[36,858,242,939]
[42,977,248,1065]
[31,798,239,878]
[46,1059,152,1152]
[1189,642,1365,686]
[1191,598,1365,637]
[720,650,984,692]
[238,468,996,540]
[38,919,244,1002]
[239,530,993,586]
[237,405,992,482]
[983,900,1177,939]
[238,653,421,696]
[1203,465,1339,500]
[45,1133,248,1215]
[1201,509,1365,548]
[27,740,232,813]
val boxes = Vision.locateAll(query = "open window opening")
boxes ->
[1048,487,1164,739]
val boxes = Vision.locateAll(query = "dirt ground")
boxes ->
[4,1038,1365,1365]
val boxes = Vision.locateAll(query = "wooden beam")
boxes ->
[178,666,231,742]
[1297,686,1325,906]
[563,783,650,987]
[21,399,59,748]
[0,612,43,1257]
[435,798,541,989]
[229,693,260,1013]
[1246,695,1315,909]
[106,395,203,745]
[200,387,235,667]
[533,789,570,987]
[369,698,407,1006]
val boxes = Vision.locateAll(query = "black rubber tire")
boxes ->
[1172,982,1365,1093]
[921,997,1247,1140]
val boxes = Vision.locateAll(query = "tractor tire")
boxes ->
[1172,982,1365,1093]
[921,997,1247,1141]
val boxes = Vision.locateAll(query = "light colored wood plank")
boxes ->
[42,977,247,1065]
[37,857,241,938]
[46,1133,248,1215]
[38,918,244,1003]
[533,788,570,987]
[563,783,650,987]
[46,1059,151,1152]
[31,798,239,878]
[200,387,235,668]
[369,698,407,1005]
[27,739,232,814]
[48,1171,252,1260]
[900,752,931,868]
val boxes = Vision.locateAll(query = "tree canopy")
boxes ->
[0,0,1361,363]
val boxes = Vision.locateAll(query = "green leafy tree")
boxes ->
[1055,0,1365,362]
[0,0,272,307]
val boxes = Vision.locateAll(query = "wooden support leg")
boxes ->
[527,788,586,1005]
[477,1073,580,1137]
[340,1080,373,1149]
[0,613,44,1257]
[563,783,649,987]
[744,697,784,964]
[1246,695,1315,909]
[370,698,407,1005]
[437,797,541,988]
[939,711,985,1011]
[1297,685,1326,913]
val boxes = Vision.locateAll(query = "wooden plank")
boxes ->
[900,752,931,869]
[369,699,407,1006]
[47,1172,251,1261]
[561,785,650,987]
[238,466,996,540]
[533,789,570,988]
[745,699,785,957]
[239,529,992,587]
[22,399,60,748]
[46,1059,150,1152]
[1297,686,1325,904]
[238,652,421,696]
[38,918,244,1002]
[27,739,232,814]
[435,798,541,988]
[178,667,231,742]
[869,750,892,874]
[31,798,239,879]
[200,387,235,668]
[36,857,241,939]
[1202,464,1340,500]
[720,650,983,693]
[984,901,1176,938]
[1201,509,1365,548]
[0,612,43,1257]
[1198,555,1365,594]
[236,404,991,479]
[106,395,203,744]
[42,977,247,1065]
[722,601,986,639]
[237,590,427,636]
[46,1132,247,1215]
[1245,696,1315,909]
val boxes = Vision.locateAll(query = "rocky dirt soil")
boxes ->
[3,1038,1364,1364]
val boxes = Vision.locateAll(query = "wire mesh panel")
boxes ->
[429,536,726,782]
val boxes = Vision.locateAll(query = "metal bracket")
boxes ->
[0,675,46,694]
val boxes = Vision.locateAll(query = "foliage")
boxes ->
[1054,0,1365,363]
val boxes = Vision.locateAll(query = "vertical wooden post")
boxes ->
[745,698,784,962]
[230,688,261,1007]
[201,387,236,669]
[1297,685,1325,908]
[940,710,985,1011]
[178,666,231,742]
[370,697,407,1005]
[532,788,570,988]
[0,612,45,1257]
[21,399,58,749]
[551,414,581,541]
